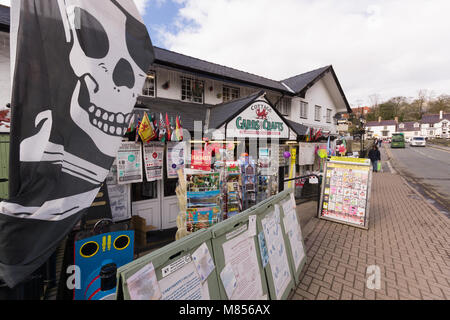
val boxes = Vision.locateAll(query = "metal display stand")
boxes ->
[317,157,372,230]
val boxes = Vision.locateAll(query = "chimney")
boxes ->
[395,117,398,123]
[440,110,443,120]
[378,116,382,123]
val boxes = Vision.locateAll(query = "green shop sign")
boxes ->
[235,116,284,132]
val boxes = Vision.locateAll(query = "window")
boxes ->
[399,124,404,129]
[314,105,321,121]
[142,71,156,97]
[443,122,448,128]
[277,97,291,116]
[414,123,419,128]
[300,101,308,119]
[430,124,434,127]
[326,109,332,123]
[222,86,240,102]
[181,76,204,103]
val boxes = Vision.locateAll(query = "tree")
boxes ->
[427,94,450,114]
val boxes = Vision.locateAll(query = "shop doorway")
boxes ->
[131,178,179,231]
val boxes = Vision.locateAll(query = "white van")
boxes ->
[410,136,426,147]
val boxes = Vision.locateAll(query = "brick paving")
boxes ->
[291,172,450,300]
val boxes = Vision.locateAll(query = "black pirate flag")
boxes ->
[0,0,154,288]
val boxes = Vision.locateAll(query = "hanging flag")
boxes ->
[175,116,183,142]
[127,113,136,134]
[135,114,142,142]
[159,113,166,142]
[165,113,171,142]
[138,112,156,143]
[0,0,154,288]
[148,113,157,141]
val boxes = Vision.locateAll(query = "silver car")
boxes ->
[410,136,426,147]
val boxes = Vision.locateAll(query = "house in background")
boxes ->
[420,111,450,138]
[397,121,421,139]
[364,117,397,139]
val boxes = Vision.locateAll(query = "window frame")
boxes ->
[300,101,308,119]
[222,85,240,102]
[314,105,322,122]
[277,97,291,117]
[142,71,156,97]
[181,76,205,104]
[326,108,332,123]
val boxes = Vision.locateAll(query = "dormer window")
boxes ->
[399,124,404,129]
[414,123,419,128]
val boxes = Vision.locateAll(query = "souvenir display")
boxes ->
[240,154,257,210]
[222,161,243,219]
[185,171,222,232]
[319,157,372,228]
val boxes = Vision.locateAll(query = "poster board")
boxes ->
[210,210,269,300]
[167,142,186,179]
[278,190,307,285]
[252,191,296,300]
[318,157,372,229]
[116,141,143,184]
[116,229,220,300]
[106,160,131,222]
[143,142,164,182]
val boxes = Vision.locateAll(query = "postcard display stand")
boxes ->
[222,162,243,220]
[116,229,221,300]
[318,157,373,229]
[185,170,222,232]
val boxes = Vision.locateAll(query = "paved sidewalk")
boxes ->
[291,172,450,300]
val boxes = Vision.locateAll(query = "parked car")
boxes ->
[410,136,426,147]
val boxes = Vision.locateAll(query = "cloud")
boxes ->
[153,0,450,106]
[0,0,10,7]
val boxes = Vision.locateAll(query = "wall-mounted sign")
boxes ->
[226,100,289,139]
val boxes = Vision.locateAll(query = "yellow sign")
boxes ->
[330,156,370,165]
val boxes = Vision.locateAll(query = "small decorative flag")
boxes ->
[138,112,157,143]
[159,113,166,142]
[165,113,171,142]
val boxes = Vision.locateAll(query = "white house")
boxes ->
[364,117,397,139]
[421,111,450,138]
[397,121,421,139]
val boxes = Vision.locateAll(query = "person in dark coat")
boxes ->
[368,145,381,172]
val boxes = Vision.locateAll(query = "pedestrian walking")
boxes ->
[378,138,382,147]
[368,145,381,172]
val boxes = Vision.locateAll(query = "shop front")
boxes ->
[111,91,303,234]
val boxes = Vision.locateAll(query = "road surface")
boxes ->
[382,143,450,212]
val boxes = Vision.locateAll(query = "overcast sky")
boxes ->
[2,0,450,107]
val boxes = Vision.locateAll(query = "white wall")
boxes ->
[296,78,339,133]
[0,31,10,110]
[366,125,397,138]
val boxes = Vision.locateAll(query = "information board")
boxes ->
[116,141,143,184]
[210,211,270,300]
[116,229,221,300]
[318,157,372,229]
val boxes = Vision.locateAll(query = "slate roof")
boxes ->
[286,119,308,136]
[153,47,288,93]
[397,121,420,132]
[0,5,10,32]
[365,120,397,127]
[421,113,450,124]
[281,66,330,94]
[136,96,210,132]
[207,90,264,130]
